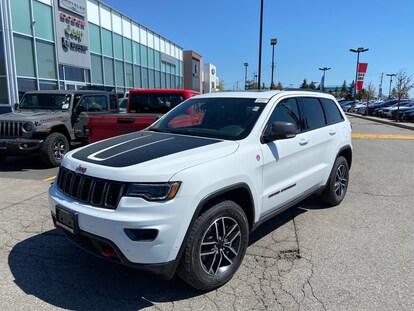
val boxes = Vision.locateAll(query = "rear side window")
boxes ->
[320,98,344,124]
[299,97,327,131]
[129,93,185,113]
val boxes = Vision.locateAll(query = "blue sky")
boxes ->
[102,0,414,95]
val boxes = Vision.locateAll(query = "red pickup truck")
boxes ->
[86,89,200,143]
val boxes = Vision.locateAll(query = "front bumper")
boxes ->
[48,183,195,279]
[0,138,43,155]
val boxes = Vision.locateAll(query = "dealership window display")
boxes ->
[0,0,183,105]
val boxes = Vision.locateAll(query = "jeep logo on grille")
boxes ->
[75,165,87,174]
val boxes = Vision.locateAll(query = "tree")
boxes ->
[393,70,414,121]
[366,82,376,100]
[300,79,308,89]
[245,79,257,90]
[363,82,376,115]
[217,79,225,91]
[276,81,283,90]
[340,80,348,98]
[309,81,316,89]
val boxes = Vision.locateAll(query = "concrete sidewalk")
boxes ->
[346,112,414,131]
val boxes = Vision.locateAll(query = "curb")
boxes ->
[345,113,414,131]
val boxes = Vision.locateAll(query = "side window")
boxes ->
[299,97,327,131]
[264,97,302,134]
[78,95,107,112]
[129,93,185,113]
[320,98,344,125]
[109,95,118,111]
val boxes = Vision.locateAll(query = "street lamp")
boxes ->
[318,67,331,91]
[349,47,369,100]
[244,63,249,90]
[270,38,277,89]
[257,0,264,90]
[386,73,396,99]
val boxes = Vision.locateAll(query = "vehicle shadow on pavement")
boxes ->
[0,155,47,171]
[8,198,330,310]
[248,197,328,246]
[8,229,200,310]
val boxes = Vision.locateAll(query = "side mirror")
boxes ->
[13,103,19,111]
[262,121,297,143]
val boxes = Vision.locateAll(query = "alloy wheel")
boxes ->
[199,217,241,275]
[334,164,347,197]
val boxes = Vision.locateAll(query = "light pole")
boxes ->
[257,0,264,90]
[270,38,277,89]
[244,63,249,90]
[386,73,396,99]
[349,47,369,100]
[318,67,331,91]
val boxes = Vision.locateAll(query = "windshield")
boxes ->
[148,97,266,140]
[20,93,71,110]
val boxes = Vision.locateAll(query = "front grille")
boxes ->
[0,121,24,138]
[57,167,126,209]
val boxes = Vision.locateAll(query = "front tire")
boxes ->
[40,133,69,167]
[177,200,249,291]
[320,156,349,206]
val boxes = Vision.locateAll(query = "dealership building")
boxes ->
[0,0,184,105]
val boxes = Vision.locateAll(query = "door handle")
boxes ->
[299,138,309,146]
[329,129,336,135]
[117,118,135,124]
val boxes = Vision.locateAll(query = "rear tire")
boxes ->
[40,133,69,167]
[319,156,349,206]
[177,200,249,291]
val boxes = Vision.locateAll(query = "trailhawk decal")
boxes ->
[72,131,221,167]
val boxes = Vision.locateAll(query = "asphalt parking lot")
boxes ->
[0,115,413,311]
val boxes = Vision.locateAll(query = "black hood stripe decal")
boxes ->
[72,131,221,167]
[89,136,175,161]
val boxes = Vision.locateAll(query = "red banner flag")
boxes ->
[356,63,368,91]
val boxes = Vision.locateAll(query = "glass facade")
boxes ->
[2,0,184,104]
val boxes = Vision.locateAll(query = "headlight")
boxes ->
[22,122,34,133]
[126,182,181,201]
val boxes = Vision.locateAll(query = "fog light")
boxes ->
[124,228,158,241]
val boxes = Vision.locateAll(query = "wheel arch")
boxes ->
[337,145,352,169]
[49,124,71,142]
[169,183,256,279]
[195,183,256,231]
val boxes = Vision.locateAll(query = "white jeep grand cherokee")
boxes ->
[49,90,352,291]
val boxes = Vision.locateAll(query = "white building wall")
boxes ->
[203,63,217,93]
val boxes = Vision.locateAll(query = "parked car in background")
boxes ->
[387,101,414,119]
[341,101,360,112]
[381,101,414,118]
[0,90,118,166]
[371,99,410,117]
[399,108,414,122]
[86,89,200,143]
[0,104,13,114]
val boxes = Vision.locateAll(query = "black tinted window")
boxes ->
[110,95,118,111]
[265,97,302,134]
[300,97,327,130]
[129,93,185,113]
[320,98,344,124]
